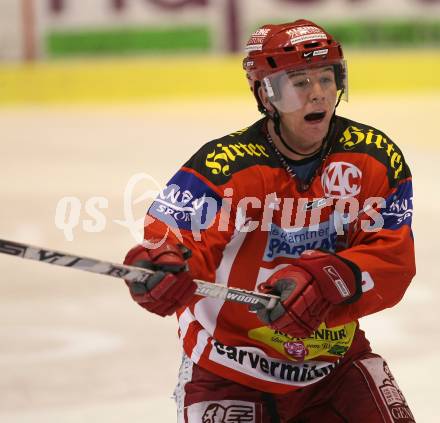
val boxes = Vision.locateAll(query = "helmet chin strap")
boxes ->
[269,90,344,158]
[272,109,321,157]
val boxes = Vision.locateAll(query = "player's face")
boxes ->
[262,65,338,147]
[278,66,338,145]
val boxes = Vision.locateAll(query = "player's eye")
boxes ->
[320,74,335,86]
[292,78,310,89]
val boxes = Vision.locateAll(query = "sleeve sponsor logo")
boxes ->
[205,142,269,177]
[263,220,337,262]
[321,161,362,199]
[148,170,221,232]
[381,180,413,230]
[338,126,404,180]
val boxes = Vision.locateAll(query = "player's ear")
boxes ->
[258,85,275,114]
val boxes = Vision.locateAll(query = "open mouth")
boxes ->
[304,111,326,122]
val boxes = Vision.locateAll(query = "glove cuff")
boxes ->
[330,253,363,304]
[294,250,362,305]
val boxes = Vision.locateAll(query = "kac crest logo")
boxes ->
[321,162,362,199]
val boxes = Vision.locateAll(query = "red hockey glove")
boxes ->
[123,242,196,317]
[252,250,362,338]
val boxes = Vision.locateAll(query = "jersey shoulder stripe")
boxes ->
[183,118,280,186]
[333,116,411,187]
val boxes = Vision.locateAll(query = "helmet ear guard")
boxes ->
[252,81,267,114]
[254,79,280,115]
[334,63,345,91]
[262,75,282,103]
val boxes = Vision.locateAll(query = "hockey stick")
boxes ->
[0,239,279,309]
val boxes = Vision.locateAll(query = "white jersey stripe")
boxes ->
[181,229,249,362]
[215,228,248,286]
[194,297,224,337]
[190,329,210,364]
[178,307,197,339]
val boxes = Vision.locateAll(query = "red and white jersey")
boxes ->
[128,116,415,394]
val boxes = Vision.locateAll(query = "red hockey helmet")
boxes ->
[243,19,347,113]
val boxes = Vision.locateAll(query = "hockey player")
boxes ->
[124,20,416,422]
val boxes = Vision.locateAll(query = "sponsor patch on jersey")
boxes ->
[204,141,270,178]
[263,220,337,262]
[210,340,337,386]
[248,321,357,362]
[184,120,280,186]
[284,341,309,360]
[148,170,221,231]
[337,125,408,183]
[381,180,413,230]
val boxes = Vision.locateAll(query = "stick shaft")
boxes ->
[0,239,278,309]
